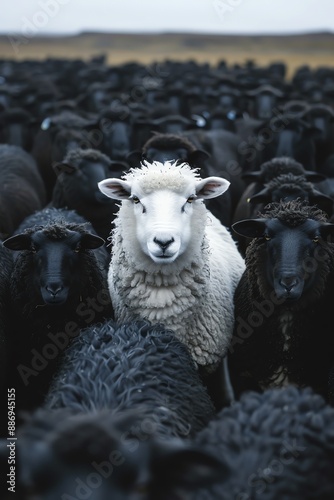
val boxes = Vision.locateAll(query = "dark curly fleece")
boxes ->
[62,147,112,165]
[266,172,313,190]
[192,386,334,500]
[255,156,312,182]
[45,319,215,437]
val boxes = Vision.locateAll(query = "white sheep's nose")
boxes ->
[147,234,181,263]
[153,236,175,251]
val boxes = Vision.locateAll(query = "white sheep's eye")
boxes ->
[187,195,196,203]
[131,195,140,204]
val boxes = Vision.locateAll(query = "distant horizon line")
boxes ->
[0,28,333,38]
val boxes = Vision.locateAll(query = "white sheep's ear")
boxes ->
[195,177,230,199]
[98,178,132,200]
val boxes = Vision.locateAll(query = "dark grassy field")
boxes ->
[0,31,334,78]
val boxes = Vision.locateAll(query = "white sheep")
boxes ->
[98,160,245,374]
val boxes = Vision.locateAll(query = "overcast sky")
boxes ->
[1,0,334,35]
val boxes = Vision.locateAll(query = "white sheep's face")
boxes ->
[131,188,195,263]
[98,162,230,264]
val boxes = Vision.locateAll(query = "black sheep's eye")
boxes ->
[31,245,37,253]
[264,235,271,241]
[74,245,81,253]
[131,196,140,204]
[312,237,319,243]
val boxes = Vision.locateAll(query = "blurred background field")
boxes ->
[1,31,334,79]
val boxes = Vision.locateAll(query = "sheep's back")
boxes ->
[193,386,334,499]
[45,320,216,437]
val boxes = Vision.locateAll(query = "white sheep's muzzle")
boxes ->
[146,233,182,263]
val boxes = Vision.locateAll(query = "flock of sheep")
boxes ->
[0,55,334,498]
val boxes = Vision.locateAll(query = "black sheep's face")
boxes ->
[55,160,117,205]
[144,147,189,164]
[101,120,131,160]
[0,118,34,151]
[233,217,334,302]
[3,229,104,306]
[304,108,334,143]
[37,236,78,305]
[79,161,120,205]
[255,92,278,120]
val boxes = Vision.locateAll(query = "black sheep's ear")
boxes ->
[52,162,76,176]
[309,191,334,216]
[319,222,334,242]
[40,116,53,130]
[126,150,142,167]
[242,171,262,183]
[152,442,226,494]
[187,149,211,167]
[304,171,326,183]
[108,160,129,177]
[248,187,271,205]
[3,233,32,251]
[80,233,105,249]
[232,219,267,238]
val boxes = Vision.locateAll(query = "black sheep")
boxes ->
[236,172,334,255]
[51,147,127,243]
[248,172,333,217]
[45,319,215,434]
[11,409,221,500]
[127,132,211,175]
[3,207,114,415]
[187,386,334,500]
[233,156,325,225]
[0,144,46,237]
[31,109,98,199]
[8,381,334,498]
[230,200,334,401]
[9,320,217,499]
[98,105,133,161]
[232,156,327,254]
[0,107,36,151]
